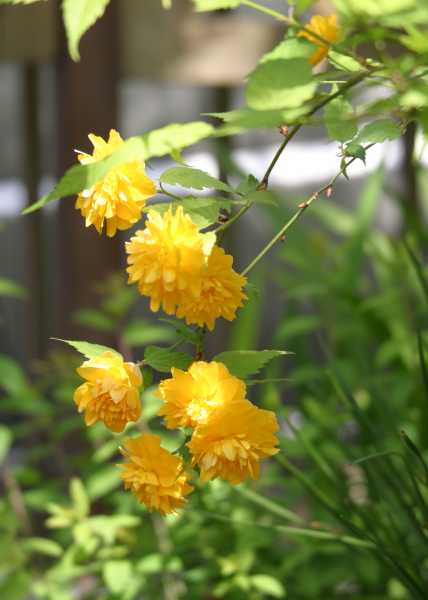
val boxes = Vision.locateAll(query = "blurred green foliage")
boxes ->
[2,160,428,598]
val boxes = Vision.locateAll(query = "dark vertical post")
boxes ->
[55,0,120,340]
[23,62,45,360]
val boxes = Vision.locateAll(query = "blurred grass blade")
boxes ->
[234,486,304,524]
[403,238,428,304]
[400,430,428,484]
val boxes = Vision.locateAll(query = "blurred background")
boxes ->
[1,1,428,599]
[1,0,411,364]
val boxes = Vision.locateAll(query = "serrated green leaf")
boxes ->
[0,277,27,299]
[213,350,290,379]
[246,59,317,110]
[62,0,111,61]
[193,0,240,10]
[324,97,358,142]
[144,346,193,373]
[23,122,214,214]
[160,166,233,193]
[210,106,309,131]
[355,119,401,143]
[251,574,286,598]
[52,338,119,359]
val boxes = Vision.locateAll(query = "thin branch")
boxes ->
[241,144,375,277]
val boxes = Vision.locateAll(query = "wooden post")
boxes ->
[23,62,45,359]
[55,0,120,341]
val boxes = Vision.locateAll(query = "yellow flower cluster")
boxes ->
[126,207,247,330]
[299,14,341,66]
[75,129,156,237]
[73,354,279,513]
[158,361,279,484]
[71,129,278,515]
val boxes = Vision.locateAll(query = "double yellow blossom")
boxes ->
[126,207,207,314]
[157,360,279,485]
[298,14,341,66]
[126,207,247,330]
[119,433,193,515]
[75,129,156,237]
[74,351,142,433]
[157,360,246,429]
[176,245,247,331]
[188,398,279,484]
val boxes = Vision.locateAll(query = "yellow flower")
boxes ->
[126,207,207,314]
[75,129,156,237]
[188,399,279,484]
[298,14,341,66]
[158,361,246,429]
[176,245,247,331]
[119,433,193,514]
[74,351,142,433]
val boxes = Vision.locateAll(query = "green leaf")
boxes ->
[0,278,27,299]
[86,465,120,500]
[70,478,90,520]
[123,319,175,347]
[246,59,317,110]
[22,537,63,558]
[62,0,111,61]
[251,574,286,598]
[0,425,12,465]
[160,166,233,193]
[23,122,214,214]
[355,119,401,143]
[52,338,119,359]
[246,190,279,206]
[400,26,428,53]
[213,350,290,379]
[159,318,202,345]
[210,107,309,131]
[0,355,27,395]
[345,142,366,162]
[324,97,358,142]
[150,197,230,229]
[260,38,313,63]
[193,0,240,10]
[73,308,115,332]
[144,346,193,373]
[328,50,363,72]
[103,560,133,594]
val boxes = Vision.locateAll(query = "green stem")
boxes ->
[241,0,289,23]
[215,200,252,234]
[241,144,374,277]
[260,71,368,188]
